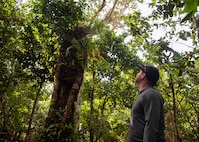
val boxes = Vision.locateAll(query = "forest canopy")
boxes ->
[0,0,199,141]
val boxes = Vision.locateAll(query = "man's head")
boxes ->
[135,64,159,86]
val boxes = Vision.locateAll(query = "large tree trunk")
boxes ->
[43,26,87,142]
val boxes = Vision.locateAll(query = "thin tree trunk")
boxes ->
[89,64,95,142]
[74,90,81,142]
[169,74,182,142]
[197,115,199,142]
[25,82,43,142]
[0,92,7,139]
[96,95,108,142]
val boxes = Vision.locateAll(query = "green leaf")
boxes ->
[182,0,198,13]
[152,0,156,4]
[180,11,194,23]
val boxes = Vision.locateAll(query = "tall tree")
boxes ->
[33,0,89,141]
[40,0,138,141]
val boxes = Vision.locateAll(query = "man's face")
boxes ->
[135,70,145,84]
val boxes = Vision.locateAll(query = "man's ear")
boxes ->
[140,72,146,80]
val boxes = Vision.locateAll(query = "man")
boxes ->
[129,64,165,142]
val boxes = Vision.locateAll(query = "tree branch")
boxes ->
[90,0,106,25]
[104,0,118,24]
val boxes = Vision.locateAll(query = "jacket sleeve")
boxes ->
[142,90,161,142]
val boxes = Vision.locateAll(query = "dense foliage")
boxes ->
[0,0,198,141]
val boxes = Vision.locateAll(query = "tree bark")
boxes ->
[43,26,88,142]
[96,95,108,142]
[197,115,199,142]
[25,82,43,142]
[169,74,182,142]
[89,65,95,142]
[104,0,118,23]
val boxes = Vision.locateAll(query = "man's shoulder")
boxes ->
[141,87,161,99]
[142,87,159,94]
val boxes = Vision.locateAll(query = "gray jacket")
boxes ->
[129,87,165,142]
